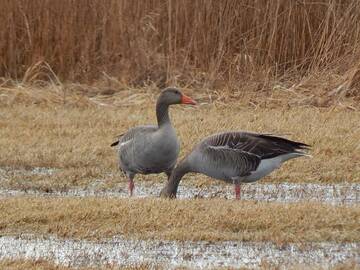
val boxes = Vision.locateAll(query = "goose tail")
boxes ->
[110,140,119,147]
[110,133,125,147]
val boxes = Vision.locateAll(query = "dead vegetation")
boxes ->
[1,0,360,100]
[0,197,359,243]
[0,101,359,193]
[0,259,152,270]
[1,259,358,270]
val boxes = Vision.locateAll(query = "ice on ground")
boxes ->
[0,166,57,178]
[0,235,358,269]
[0,166,359,205]
[0,182,359,205]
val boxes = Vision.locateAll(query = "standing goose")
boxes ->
[160,131,310,199]
[111,88,196,196]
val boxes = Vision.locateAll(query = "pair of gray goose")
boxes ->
[111,88,310,199]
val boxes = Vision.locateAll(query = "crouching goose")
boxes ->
[160,131,310,199]
[111,88,196,196]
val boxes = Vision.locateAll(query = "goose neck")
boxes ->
[161,160,189,197]
[156,100,171,127]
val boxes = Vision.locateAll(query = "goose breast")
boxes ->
[120,125,179,174]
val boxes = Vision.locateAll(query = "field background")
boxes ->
[0,1,359,269]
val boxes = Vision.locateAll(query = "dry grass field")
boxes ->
[0,91,359,268]
[1,197,359,243]
[0,259,359,270]
[0,91,359,267]
[0,259,152,270]
[0,92,359,192]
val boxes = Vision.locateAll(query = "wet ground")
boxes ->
[1,166,359,204]
[0,182,359,205]
[1,166,359,269]
[0,235,359,269]
[0,166,58,178]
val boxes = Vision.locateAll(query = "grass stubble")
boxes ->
[0,259,152,270]
[0,78,359,270]
[0,197,359,243]
[0,259,358,270]
[0,101,359,193]
[0,86,358,265]
[0,92,359,246]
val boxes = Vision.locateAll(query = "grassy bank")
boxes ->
[0,101,359,193]
[0,197,359,243]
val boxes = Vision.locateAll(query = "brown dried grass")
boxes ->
[1,0,360,95]
[0,98,359,193]
[1,259,358,270]
[0,197,359,243]
[0,259,151,270]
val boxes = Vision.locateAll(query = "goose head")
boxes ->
[158,88,197,106]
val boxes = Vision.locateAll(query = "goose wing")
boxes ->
[204,144,261,177]
[111,125,158,173]
[111,125,157,147]
[200,131,309,177]
[203,131,309,158]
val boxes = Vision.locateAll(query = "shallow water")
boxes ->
[0,166,359,205]
[1,167,359,268]
[0,166,57,177]
[0,182,359,205]
[0,236,358,269]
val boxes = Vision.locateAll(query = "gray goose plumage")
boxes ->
[111,88,196,196]
[160,131,311,199]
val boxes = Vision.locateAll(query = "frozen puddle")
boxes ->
[0,182,359,205]
[0,166,57,178]
[178,182,360,205]
[0,166,359,205]
[0,236,358,269]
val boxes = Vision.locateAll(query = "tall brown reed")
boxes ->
[1,0,360,90]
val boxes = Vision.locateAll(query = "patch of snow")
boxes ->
[0,235,358,269]
[0,182,359,205]
[0,166,57,178]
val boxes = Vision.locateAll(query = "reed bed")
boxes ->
[1,0,360,96]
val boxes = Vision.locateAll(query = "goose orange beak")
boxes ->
[181,94,197,105]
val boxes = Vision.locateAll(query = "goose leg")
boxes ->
[126,173,135,197]
[165,169,173,181]
[232,177,241,200]
[234,184,241,200]
[129,179,134,196]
